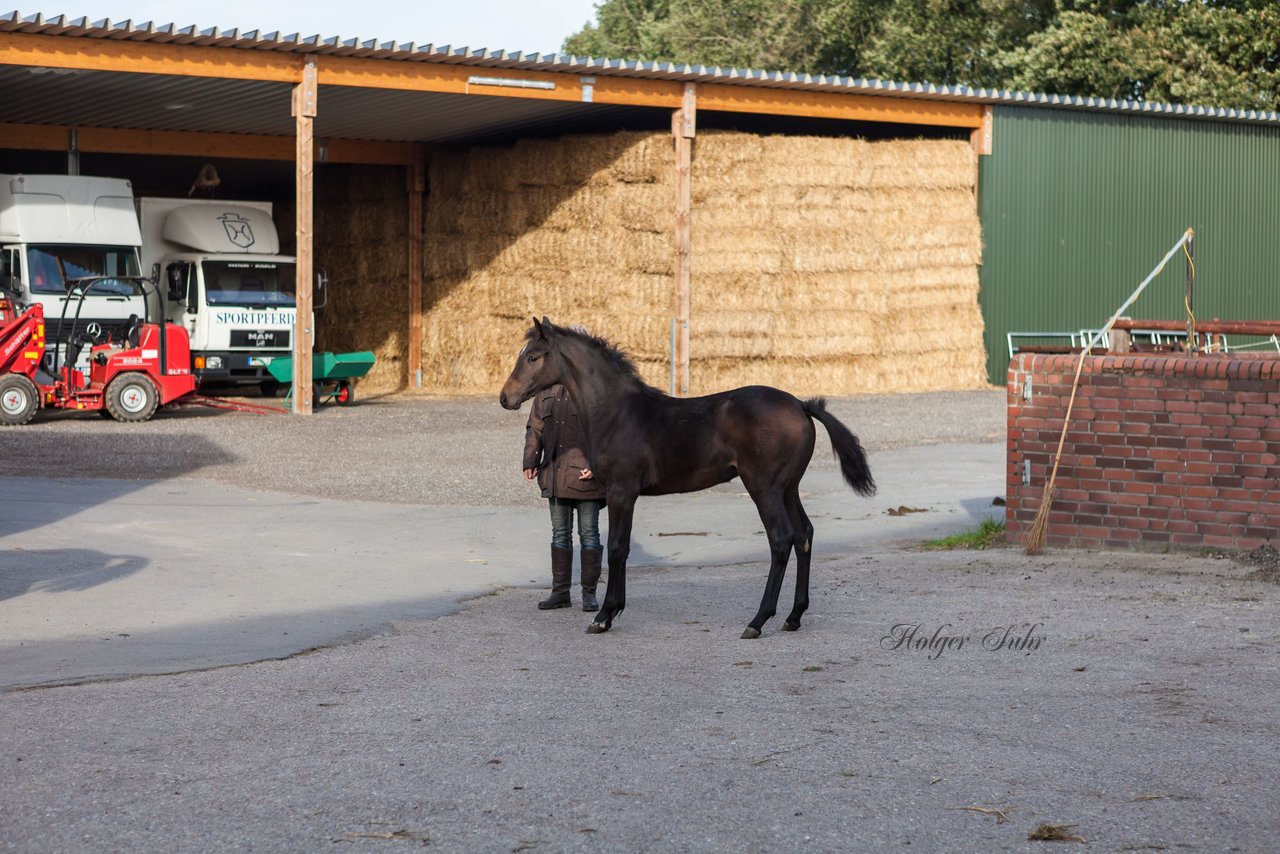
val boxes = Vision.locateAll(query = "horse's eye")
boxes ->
[527,354,541,364]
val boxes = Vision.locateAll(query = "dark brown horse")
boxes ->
[500,318,875,638]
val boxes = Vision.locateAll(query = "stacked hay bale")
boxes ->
[316,165,409,394]
[418,130,985,397]
[689,132,986,394]
[422,133,673,394]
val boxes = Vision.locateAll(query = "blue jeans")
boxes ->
[549,498,602,551]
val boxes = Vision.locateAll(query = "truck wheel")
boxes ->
[0,374,39,426]
[260,380,284,398]
[105,372,159,423]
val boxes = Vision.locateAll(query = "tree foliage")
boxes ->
[563,1,1280,111]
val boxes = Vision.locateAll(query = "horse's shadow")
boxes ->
[0,548,148,602]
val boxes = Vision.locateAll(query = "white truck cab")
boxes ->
[0,174,148,366]
[138,198,318,388]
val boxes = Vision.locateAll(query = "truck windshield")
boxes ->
[27,245,141,296]
[203,261,296,308]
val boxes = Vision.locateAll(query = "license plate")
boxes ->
[231,330,290,348]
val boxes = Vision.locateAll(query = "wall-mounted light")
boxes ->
[466,75,555,91]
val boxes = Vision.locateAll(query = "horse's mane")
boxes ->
[527,321,663,396]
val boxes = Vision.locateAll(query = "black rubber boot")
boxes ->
[580,547,603,612]
[538,546,574,610]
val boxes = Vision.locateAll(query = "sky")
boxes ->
[49,1,602,55]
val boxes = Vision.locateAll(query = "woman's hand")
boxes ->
[524,468,537,481]
[579,468,594,480]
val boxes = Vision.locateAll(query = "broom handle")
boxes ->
[1044,228,1195,486]
[1082,228,1195,353]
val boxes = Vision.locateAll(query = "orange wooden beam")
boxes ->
[0,122,416,165]
[320,55,572,99]
[0,122,66,150]
[0,31,300,81]
[318,55,686,107]
[319,58,976,127]
[697,82,984,128]
[588,74,686,108]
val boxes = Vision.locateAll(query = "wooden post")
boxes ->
[291,56,317,414]
[970,105,992,211]
[672,82,695,397]
[970,105,993,157]
[407,144,426,389]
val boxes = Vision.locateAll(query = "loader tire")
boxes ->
[0,374,39,426]
[105,372,159,423]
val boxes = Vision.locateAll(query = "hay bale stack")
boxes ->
[422,132,674,394]
[316,165,409,394]
[689,132,986,395]
[418,130,986,397]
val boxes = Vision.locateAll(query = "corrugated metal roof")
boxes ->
[0,65,292,135]
[4,9,1279,127]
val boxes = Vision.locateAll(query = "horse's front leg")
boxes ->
[588,492,635,634]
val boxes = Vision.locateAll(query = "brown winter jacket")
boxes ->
[522,385,606,502]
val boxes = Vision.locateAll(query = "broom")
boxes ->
[1023,228,1195,555]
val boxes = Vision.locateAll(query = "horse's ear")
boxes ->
[531,316,546,340]
[538,316,557,340]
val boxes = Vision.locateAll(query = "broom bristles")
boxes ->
[1023,483,1055,555]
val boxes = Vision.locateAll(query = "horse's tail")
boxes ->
[803,397,876,497]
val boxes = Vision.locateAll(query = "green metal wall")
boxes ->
[978,106,1280,383]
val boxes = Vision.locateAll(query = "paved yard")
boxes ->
[2,391,1275,851]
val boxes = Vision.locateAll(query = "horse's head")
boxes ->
[499,317,567,410]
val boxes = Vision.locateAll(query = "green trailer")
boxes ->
[264,351,376,406]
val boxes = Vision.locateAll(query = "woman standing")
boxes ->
[523,384,605,611]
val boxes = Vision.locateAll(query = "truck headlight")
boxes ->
[205,356,223,370]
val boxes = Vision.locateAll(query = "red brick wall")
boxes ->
[1006,353,1280,550]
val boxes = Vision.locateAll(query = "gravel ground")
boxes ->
[3,388,1277,852]
[0,389,1006,505]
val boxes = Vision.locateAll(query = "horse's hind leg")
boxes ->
[742,492,795,639]
[782,487,815,631]
[588,492,635,634]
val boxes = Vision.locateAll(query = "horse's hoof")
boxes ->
[586,622,609,634]
[783,621,800,632]
[741,627,761,639]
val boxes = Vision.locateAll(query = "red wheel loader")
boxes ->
[0,277,197,425]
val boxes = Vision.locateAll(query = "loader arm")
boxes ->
[0,299,45,378]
